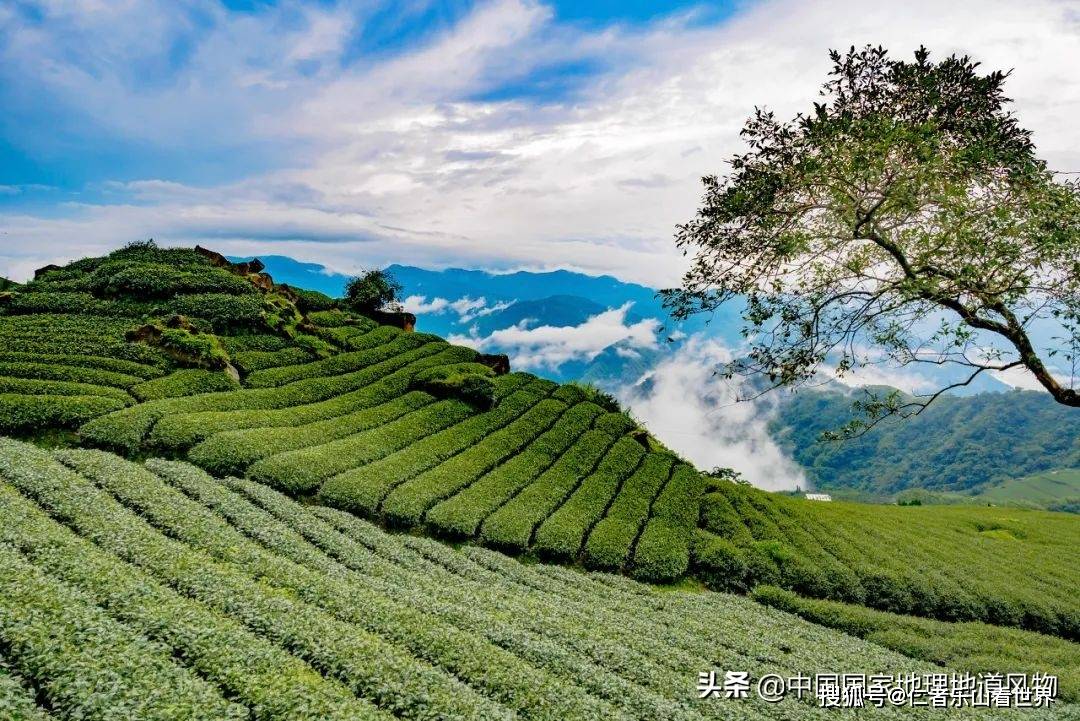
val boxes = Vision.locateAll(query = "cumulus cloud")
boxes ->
[2,0,1078,285]
[619,338,806,492]
[450,302,659,370]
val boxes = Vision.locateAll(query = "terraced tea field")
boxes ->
[1,437,1072,721]
[2,243,1079,716]
[0,245,703,580]
[79,337,703,581]
[696,480,1080,638]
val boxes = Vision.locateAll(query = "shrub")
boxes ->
[150,344,465,451]
[245,331,418,388]
[627,464,702,583]
[292,333,335,358]
[218,334,289,353]
[168,293,265,332]
[426,401,605,540]
[567,382,623,413]
[583,452,675,572]
[289,287,337,313]
[0,351,164,380]
[0,377,133,404]
[748,586,1080,702]
[133,340,454,453]
[693,530,750,592]
[532,437,646,561]
[92,262,253,299]
[0,361,142,388]
[480,427,620,554]
[408,363,496,409]
[307,309,352,327]
[44,447,512,721]
[232,347,313,374]
[630,520,691,583]
[152,327,232,369]
[130,369,240,401]
[189,392,434,477]
[318,382,552,518]
[0,476,381,721]
[0,394,127,434]
[252,399,476,495]
[380,398,566,529]
[0,543,245,721]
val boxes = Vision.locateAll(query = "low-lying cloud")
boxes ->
[401,295,513,322]
[619,337,806,492]
[450,302,659,371]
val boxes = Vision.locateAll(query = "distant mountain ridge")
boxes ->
[243,254,735,384]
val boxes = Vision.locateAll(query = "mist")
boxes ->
[617,337,807,492]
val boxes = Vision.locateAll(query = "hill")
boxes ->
[0,437,1076,719]
[975,469,1080,513]
[771,387,1080,496]
[695,479,1080,640]
[1,243,1078,705]
[1,243,703,583]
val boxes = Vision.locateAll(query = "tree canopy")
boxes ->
[343,268,402,314]
[663,46,1080,434]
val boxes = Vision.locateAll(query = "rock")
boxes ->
[369,310,416,332]
[477,353,511,375]
[33,264,64,280]
[194,245,267,278]
[249,272,274,291]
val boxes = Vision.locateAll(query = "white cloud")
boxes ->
[619,337,806,491]
[825,364,939,395]
[2,0,1079,288]
[401,295,451,314]
[450,302,659,370]
[449,297,489,322]
[989,364,1075,393]
[400,294,514,322]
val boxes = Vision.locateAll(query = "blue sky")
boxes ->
[0,1,737,197]
[0,0,1077,286]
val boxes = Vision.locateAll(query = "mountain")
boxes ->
[771,387,1080,496]
[245,255,741,385]
[465,295,609,337]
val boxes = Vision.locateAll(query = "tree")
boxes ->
[343,269,402,314]
[662,46,1080,436]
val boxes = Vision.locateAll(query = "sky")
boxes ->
[1,0,1079,285]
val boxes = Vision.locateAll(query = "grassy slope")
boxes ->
[0,437,1073,720]
[975,469,1080,511]
[696,479,1080,639]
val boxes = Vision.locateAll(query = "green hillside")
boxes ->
[975,470,1080,513]
[1,243,1078,715]
[0,437,1075,720]
[695,479,1080,639]
[0,243,702,583]
[772,389,1080,495]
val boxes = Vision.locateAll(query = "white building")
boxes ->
[804,493,832,502]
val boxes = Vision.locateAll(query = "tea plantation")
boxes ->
[1,437,1075,720]
[0,243,1078,718]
